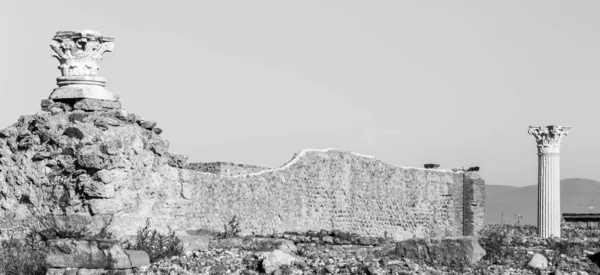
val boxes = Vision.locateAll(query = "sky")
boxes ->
[0,1,598,187]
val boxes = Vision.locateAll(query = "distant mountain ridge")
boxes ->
[486,178,600,225]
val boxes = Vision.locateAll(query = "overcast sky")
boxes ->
[1,1,598,187]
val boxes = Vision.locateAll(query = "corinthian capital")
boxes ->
[528,125,570,154]
[50,30,114,77]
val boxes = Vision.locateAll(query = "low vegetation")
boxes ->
[123,219,184,263]
[4,219,600,274]
[0,231,48,275]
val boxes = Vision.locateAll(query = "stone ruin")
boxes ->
[0,30,487,272]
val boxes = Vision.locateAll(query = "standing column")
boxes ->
[528,125,570,238]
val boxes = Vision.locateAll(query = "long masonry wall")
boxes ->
[105,149,484,241]
[0,107,485,243]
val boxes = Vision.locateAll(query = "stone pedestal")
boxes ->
[50,76,118,101]
[528,125,570,238]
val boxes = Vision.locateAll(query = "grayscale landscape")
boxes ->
[0,1,599,275]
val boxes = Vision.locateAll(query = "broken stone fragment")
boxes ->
[67,112,89,123]
[209,238,297,254]
[63,127,84,140]
[17,134,40,150]
[32,150,53,161]
[48,102,73,112]
[100,140,123,156]
[79,175,115,199]
[77,145,115,170]
[527,253,548,269]
[139,120,157,130]
[152,127,163,135]
[0,126,18,138]
[41,99,54,110]
[262,250,295,274]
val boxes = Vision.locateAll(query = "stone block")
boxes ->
[41,99,55,109]
[34,214,112,239]
[50,85,119,101]
[46,239,149,270]
[46,239,126,269]
[81,180,115,199]
[88,199,120,215]
[139,120,157,129]
[124,250,150,267]
[394,237,485,266]
[74,98,122,111]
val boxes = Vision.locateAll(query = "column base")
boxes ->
[49,76,119,101]
[50,85,119,101]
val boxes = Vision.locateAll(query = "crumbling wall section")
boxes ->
[463,172,485,236]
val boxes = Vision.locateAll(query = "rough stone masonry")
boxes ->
[0,30,485,246]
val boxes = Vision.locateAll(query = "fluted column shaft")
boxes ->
[537,153,561,238]
[528,125,570,239]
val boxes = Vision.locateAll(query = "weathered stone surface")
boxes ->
[74,99,122,111]
[45,238,148,269]
[527,253,548,269]
[0,103,483,242]
[41,99,55,109]
[262,250,295,274]
[125,250,150,267]
[139,120,157,129]
[80,179,115,199]
[394,237,486,266]
[33,214,113,239]
[210,238,297,254]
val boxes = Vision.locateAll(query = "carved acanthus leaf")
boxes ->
[50,30,114,77]
[528,125,570,154]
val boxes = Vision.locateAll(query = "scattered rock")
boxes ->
[139,120,157,129]
[68,112,89,123]
[527,253,548,269]
[48,102,73,112]
[262,250,295,274]
[63,127,85,140]
[210,238,297,254]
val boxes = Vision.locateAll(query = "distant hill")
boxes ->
[486,178,600,225]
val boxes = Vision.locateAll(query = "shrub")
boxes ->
[0,231,48,275]
[478,224,513,264]
[124,219,184,263]
[217,215,241,239]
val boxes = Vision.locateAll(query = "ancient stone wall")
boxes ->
[185,162,269,176]
[0,108,485,243]
[463,172,485,236]
[105,149,482,241]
